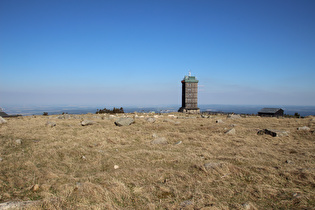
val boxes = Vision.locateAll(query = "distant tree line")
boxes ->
[96,107,124,114]
[284,112,302,118]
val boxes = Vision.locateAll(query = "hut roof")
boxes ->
[258,108,282,114]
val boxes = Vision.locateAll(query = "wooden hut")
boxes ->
[258,108,284,117]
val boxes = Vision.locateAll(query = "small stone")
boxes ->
[114,165,119,169]
[216,119,224,123]
[151,137,168,145]
[242,203,251,210]
[81,120,95,126]
[201,115,210,118]
[285,160,293,164]
[180,199,193,207]
[31,184,40,192]
[174,141,182,145]
[146,117,156,123]
[46,121,56,127]
[15,139,22,145]
[81,155,87,160]
[0,157,2,162]
[297,126,310,131]
[225,128,236,135]
[0,116,7,124]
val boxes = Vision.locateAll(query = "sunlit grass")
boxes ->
[0,114,314,209]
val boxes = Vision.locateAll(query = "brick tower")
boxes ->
[178,72,200,114]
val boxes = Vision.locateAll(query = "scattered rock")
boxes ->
[0,201,39,209]
[257,129,289,137]
[146,117,156,123]
[201,115,210,118]
[114,165,119,169]
[163,119,175,123]
[15,139,22,145]
[81,155,87,160]
[46,121,56,127]
[242,202,251,210]
[31,184,40,192]
[225,128,236,135]
[151,137,168,145]
[0,116,7,124]
[297,126,310,131]
[81,120,95,126]
[174,141,182,145]
[216,119,224,123]
[57,114,71,120]
[227,114,241,119]
[0,157,2,162]
[114,118,135,126]
[285,160,293,164]
[57,115,65,119]
[180,199,193,207]
[242,202,256,210]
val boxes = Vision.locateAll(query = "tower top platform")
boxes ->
[182,75,199,83]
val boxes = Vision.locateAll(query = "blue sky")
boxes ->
[1,0,315,106]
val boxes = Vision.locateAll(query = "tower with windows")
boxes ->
[178,72,200,114]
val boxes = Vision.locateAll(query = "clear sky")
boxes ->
[1,0,315,107]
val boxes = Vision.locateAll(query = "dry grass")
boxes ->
[0,113,314,209]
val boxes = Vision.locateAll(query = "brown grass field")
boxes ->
[0,113,314,209]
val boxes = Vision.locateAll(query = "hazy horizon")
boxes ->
[1,0,315,106]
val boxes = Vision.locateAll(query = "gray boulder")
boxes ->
[0,116,7,124]
[114,118,135,126]
[81,120,95,126]
[151,133,168,144]
[151,137,168,145]
[257,129,289,137]
[297,126,310,131]
[146,117,156,123]
[225,128,236,135]
[46,121,56,127]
